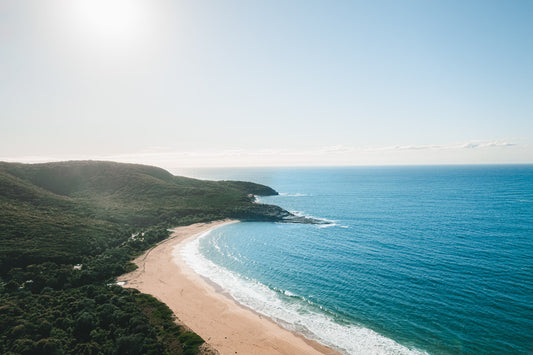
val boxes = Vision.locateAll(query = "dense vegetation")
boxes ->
[0,228,206,355]
[0,160,286,272]
[0,161,287,354]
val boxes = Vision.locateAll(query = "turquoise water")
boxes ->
[178,166,533,354]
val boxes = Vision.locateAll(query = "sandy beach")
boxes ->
[118,220,340,355]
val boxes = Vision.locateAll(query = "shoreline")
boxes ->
[118,220,340,355]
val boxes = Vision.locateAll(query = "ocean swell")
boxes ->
[179,229,427,355]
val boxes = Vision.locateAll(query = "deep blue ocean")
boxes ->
[176,166,533,354]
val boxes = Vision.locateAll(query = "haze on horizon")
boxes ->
[1,0,532,169]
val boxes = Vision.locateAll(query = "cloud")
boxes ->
[0,138,524,167]
[364,139,518,153]
[461,140,516,149]
[368,144,444,152]
[320,145,355,154]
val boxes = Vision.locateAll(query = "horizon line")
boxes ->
[2,158,532,169]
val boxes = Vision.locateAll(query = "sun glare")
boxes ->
[64,0,153,51]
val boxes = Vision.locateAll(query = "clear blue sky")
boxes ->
[1,0,532,168]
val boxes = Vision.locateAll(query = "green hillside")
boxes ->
[0,160,288,272]
[0,160,289,354]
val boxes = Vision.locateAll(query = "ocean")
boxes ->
[175,166,533,354]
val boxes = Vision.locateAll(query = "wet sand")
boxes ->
[118,220,340,355]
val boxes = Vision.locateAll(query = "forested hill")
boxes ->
[0,160,290,354]
[0,160,289,272]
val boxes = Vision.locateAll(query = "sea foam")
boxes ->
[279,192,310,197]
[180,229,427,355]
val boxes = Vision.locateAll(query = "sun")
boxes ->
[63,0,153,51]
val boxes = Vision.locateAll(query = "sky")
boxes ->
[1,0,532,169]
